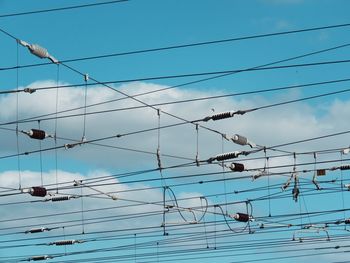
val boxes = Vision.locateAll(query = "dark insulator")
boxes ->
[345,219,350,224]
[216,151,239,161]
[234,212,250,222]
[29,255,50,261]
[53,240,75,246]
[317,169,326,176]
[211,111,234,121]
[30,187,47,197]
[230,163,245,172]
[51,196,70,202]
[340,165,350,170]
[25,227,48,234]
[29,129,46,140]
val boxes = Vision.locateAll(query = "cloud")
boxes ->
[0,80,349,175]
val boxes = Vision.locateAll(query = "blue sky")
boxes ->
[1,0,350,262]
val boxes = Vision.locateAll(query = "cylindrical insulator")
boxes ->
[230,163,245,172]
[29,44,49,59]
[216,151,239,161]
[211,111,234,121]
[51,196,70,202]
[25,227,47,234]
[232,134,248,146]
[340,165,350,170]
[29,255,50,261]
[30,187,47,197]
[52,240,75,246]
[234,212,250,222]
[345,219,350,224]
[29,129,46,140]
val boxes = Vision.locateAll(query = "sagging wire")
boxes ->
[200,197,209,248]
[292,224,330,242]
[216,201,254,234]
[161,186,208,235]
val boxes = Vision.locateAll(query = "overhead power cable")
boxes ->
[1,23,350,71]
[0,0,129,18]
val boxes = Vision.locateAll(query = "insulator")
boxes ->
[343,148,350,155]
[292,185,300,202]
[340,165,350,170]
[29,255,51,261]
[229,163,245,172]
[345,219,350,224]
[50,239,80,246]
[28,129,46,140]
[29,44,49,59]
[234,212,250,222]
[231,134,248,146]
[317,169,326,176]
[216,151,240,161]
[30,187,47,197]
[51,196,71,202]
[25,227,48,234]
[211,111,234,121]
[84,74,89,82]
[23,88,36,94]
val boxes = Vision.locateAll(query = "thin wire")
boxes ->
[2,24,350,71]
[134,233,137,263]
[54,64,60,193]
[340,151,346,230]
[4,77,350,127]
[0,0,129,18]
[15,40,21,189]
[266,154,271,217]
[195,124,199,166]
[38,120,43,186]
[80,183,85,234]
[221,136,228,214]
[200,197,209,249]
[82,74,88,141]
